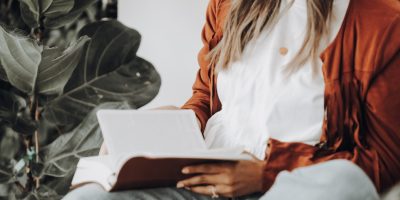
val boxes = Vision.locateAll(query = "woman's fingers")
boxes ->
[182,163,234,174]
[189,185,235,198]
[178,174,217,188]
[177,173,235,188]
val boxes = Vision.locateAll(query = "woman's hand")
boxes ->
[177,160,266,198]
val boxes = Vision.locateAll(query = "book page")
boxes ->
[71,156,116,191]
[97,110,207,155]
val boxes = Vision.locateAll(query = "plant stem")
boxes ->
[28,95,40,189]
[32,0,44,189]
[29,96,36,121]
[34,100,40,189]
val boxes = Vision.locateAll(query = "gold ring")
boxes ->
[210,185,219,199]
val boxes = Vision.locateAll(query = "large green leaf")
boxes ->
[40,102,132,178]
[37,36,90,95]
[0,26,42,94]
[19,0,76,29]
[41,20,161,131]
[43,0,74,18]
[0,25,90,95]
[44,0,98,29]
[19,0,40,28]
[40,0,54,13]
[18,0,54,28]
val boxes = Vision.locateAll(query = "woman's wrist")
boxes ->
[256,160,268,192]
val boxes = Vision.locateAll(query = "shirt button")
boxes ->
[279,47,288,55]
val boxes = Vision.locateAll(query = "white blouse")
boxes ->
[203,0,350,159]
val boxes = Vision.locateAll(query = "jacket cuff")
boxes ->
[261,139,318,191]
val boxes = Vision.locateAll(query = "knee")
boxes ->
[62,184,109,200]
[322,159,368,181]
[263,160,379,200]
[286,159,378,194]
[303,159,378,198]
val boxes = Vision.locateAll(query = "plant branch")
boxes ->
[33,100,40,163]
[28,95,40,189]
[31,0,44,190]
[34,100,40,189]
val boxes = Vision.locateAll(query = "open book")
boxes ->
[71,110,253,192]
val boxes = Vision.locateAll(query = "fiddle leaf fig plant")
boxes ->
[0,0,161,199]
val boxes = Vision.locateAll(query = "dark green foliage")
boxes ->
[0,0,160,199]
[42,21,161,132]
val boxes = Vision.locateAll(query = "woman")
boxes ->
[64,0,399,199]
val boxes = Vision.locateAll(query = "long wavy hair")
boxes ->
[210,0,334,73]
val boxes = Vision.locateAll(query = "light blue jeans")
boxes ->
[63,160,379,200]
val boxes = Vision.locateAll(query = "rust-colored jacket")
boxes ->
[182,0,400,193]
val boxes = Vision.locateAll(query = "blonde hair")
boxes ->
[210,0,334,73]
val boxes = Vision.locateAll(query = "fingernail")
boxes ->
[182,168,189,174]
[176,182,184,188]
[184,187,191,191]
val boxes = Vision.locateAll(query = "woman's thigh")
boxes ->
[62,184,262,200]
[62,184,219,200]
[261,159,380,200]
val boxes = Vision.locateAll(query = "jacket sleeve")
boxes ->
[261,17,400,193]
[181,0,221,131]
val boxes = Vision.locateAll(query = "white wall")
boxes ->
[118,0,209,109]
